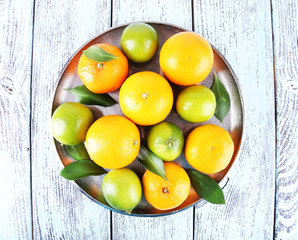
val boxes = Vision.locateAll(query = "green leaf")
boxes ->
[186,169,225,204]
[83,46,118,62]
[65,85,117,106]
[60,160,107,180]
[138,145,168,181]
[210,72,231,122]
[66,142,90,161]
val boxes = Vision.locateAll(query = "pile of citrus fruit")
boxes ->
[51,22,234,213]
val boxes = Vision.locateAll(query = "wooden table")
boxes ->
[1,0,297,239]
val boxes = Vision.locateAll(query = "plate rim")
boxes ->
[50,21,246,217]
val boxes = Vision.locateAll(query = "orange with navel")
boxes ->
[77,43,129,93]
[159,32,214,86]
[85,115,140,169]
[142,162,190,210]
[185,124,234,174]
[119,71,173,126]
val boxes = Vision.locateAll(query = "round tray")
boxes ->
[51,22,244,217]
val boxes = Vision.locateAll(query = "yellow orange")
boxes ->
[119,71,173,126]
[78,43,128,93]
[159,32,214,86]
[85,115,140,169]
[142,162,190,210]
[185,124,234,174]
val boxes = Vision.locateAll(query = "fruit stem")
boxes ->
[141,92,149,99]
[162,187,169,194]
[97,63,104,69]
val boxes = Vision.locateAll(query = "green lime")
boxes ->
[176,85,216,123]
[147,121,184,161]
[51,102,93,145]
[102,168,142,213]
[120,22,158,63]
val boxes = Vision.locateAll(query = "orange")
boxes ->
[185,124,234,174]
[85,115,140,169]
[119,71,173,126]
[159,32,214,86]
[77,43,129,93]
[142,162,190,210]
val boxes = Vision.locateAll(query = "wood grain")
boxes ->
[112,211,194,240]
[112,0,192,30]
[2,0,297,238]
[112,1,194,239]
[271,0,298,239]
[0,0,33,239]
[31,0,112,239]
[193,1,276,239]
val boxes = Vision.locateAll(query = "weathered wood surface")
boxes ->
[1,0,297,239]
[0,0,33,239]
[112,0,192,30]
[272,0,298,239]
[30,0,111,239]
[192,0,276,239]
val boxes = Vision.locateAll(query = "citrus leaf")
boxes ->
[65,85,117,106]
[138,145,168,181]
[186,169,225,204]
[66,142,90,161]
[83,46,118,62]
[210,72,231,122]
[60,160,107,180]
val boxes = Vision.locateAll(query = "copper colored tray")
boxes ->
[51,22,245,217]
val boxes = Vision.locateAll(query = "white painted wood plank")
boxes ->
[112,211,193,240]
[112,0,192,30]
[193,1,275,239]
[0,0,33,239]
[112,1,194,239]
[31,1,112,239]
[271,0,298,239]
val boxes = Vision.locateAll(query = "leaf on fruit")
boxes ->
[138,145,168,181]
[60,160,107,180]
[66,142,90,161]
[65,85,117,106]
[210,72,231,122]
[83,46,118,62]
[186,169,225,204]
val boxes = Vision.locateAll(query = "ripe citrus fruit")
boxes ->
[142,162,190,210]
[185,124,234,174]
[102,168,142,212]
[85,115,140,169]
[77,43,129,93]
[121,22,159,63]
[159,32,214,86]
[176,85,216,123]
[119,71,173,126]
[147,121,184,161]
[51,102,93,145]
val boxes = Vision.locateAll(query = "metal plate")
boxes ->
[51,22,245,217]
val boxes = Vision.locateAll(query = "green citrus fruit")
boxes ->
[51,102,93,145]
[147,121,184,161]
[102,168,142,212]
[176,85,216,123]
[120,22,158,63]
